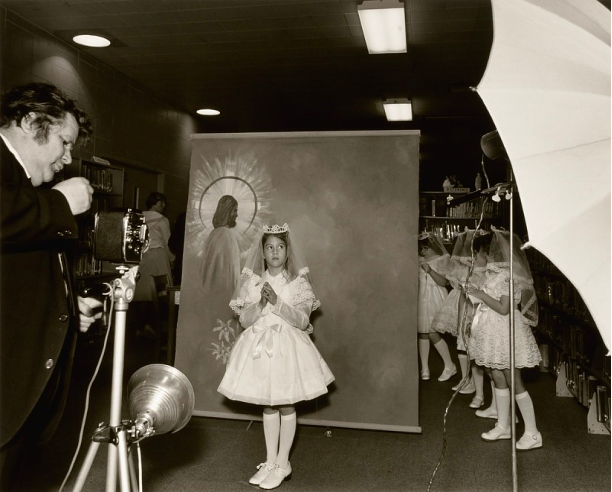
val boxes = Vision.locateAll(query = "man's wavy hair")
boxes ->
[1,82,93,146]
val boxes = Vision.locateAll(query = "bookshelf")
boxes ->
[526,248,611,434]
[419,190,504,246]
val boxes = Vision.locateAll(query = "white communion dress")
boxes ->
[468,269,542,369]
[218,270,334,406]
[417,254,449,334]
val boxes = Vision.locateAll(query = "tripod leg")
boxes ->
[72,441,101,492]
[127,445,139,492]
[106,446,118,492]
[116,430,131,491]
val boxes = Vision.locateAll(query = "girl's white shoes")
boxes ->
[516,431,543,451]
[249,463,275,486]
[469,395,484,408]
[437,364,457,382]
[475,405,497,419]
[259,462,292,490]
[481,423,511,441]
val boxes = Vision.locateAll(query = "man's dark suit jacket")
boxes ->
[0,139,79,448]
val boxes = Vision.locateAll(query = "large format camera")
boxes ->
[93,209,148,263]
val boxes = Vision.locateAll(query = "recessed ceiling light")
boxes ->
[73,34,111,48]
[197,109,220,116]
[383,98,413,121]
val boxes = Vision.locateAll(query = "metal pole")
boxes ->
[509,181,518,492]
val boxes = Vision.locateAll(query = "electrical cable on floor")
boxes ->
[59,283,115,492]
[427,195,490,492]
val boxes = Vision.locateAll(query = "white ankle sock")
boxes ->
[418,339,430,372]
[495,388,510,429]
[515,391,538,434]
[263,411,280,464]
[276,412,296,467]
[433,338,453,368]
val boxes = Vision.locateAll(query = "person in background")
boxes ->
[417,232,457,382]
[0,82,103,488]
[467,229,542,450]
[218,223,334,490]
[168,210,186,284]
[133,191,174,336]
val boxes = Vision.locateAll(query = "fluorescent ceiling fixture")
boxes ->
[358,0,407,54]
[383,98,412,121]
[73,34,111,48]
[197,109,220,116]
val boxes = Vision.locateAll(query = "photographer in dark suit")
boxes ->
[0,82,103,488]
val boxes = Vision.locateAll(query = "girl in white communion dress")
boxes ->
[218,223,334,490]
[467,229,542,451]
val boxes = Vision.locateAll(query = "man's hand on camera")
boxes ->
[53,177,94,215]
[77,296,104,333]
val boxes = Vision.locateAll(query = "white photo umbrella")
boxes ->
[476,0,611,350]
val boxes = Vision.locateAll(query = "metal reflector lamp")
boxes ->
[128,364,195,439]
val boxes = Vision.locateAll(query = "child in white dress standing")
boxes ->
[467,229,542,450]
[418,233,456,382]
[433,229,489,396]
[218,224,334,489]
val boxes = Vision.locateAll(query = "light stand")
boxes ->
[73,264,139,492]
[68,264,195,492]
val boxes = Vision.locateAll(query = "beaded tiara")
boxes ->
[263,223,289,234]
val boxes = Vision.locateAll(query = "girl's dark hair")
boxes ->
[145,192,166,209]
[473,232,493,254]
[262,232,289,273]
[418,238,429,250]
[1,82,93,146]
[262,232,288,248]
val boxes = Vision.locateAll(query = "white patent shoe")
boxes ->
[481,423,511,441]
[249,462,274,485]
[259,462,292,490]
[516,431,543,451]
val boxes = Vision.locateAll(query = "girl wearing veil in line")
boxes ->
[431,230,489,398]
[417,232,457,382]
[218,223,334,490]
[466,229,542,450]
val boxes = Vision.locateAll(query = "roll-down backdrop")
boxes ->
[175,131,421,432]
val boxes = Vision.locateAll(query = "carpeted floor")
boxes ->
[17,327,611,492]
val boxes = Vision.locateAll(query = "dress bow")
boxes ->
[252,324,282,359]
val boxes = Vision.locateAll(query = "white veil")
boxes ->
[229,223,320,314]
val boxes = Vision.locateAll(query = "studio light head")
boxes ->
[127,364,195,439]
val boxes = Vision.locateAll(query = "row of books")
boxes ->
[565,358,605,409]
[81,165,116,193]
[74,252,102,278]
[537,307,609,382]
[446,199,500,218]
[533,275,593,322]
[594,385,611,427]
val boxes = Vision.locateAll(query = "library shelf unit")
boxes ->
[525,248,611,435]
[419,190,504,247]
